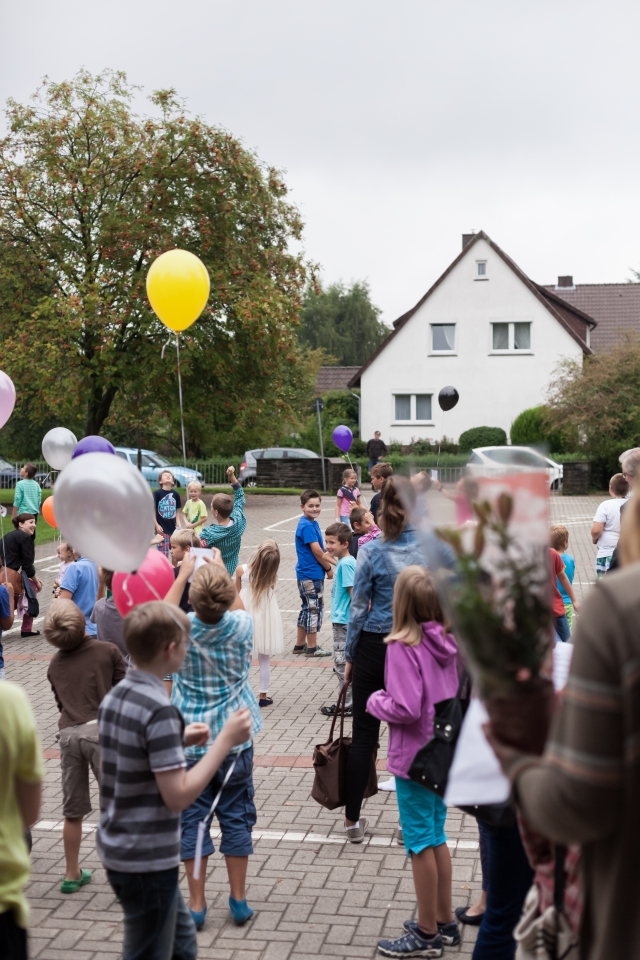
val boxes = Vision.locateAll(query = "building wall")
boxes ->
[360,237,584,444]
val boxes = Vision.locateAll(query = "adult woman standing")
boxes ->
[0,514,43,637]
[343,477,424,841]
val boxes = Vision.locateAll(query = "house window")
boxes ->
[416,395,432,420]
[491,322,532,352]
[477,261,487,277]
[395,395,411,420]
[431,324,456,352]
[394,394,433,423]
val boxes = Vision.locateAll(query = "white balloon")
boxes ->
[0,371,16,429]
[54,452,155,572]
[42,427,78,471]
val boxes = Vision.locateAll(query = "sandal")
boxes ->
[60,868,92,894]
[259,697,273,708]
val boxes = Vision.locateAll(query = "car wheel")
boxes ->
[246,479,258,488]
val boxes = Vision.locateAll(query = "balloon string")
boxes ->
[176,335,187,466]
[122,573,135,610]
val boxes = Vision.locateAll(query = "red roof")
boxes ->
[541,283,640,352]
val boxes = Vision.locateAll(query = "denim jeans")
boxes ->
[555,613,571,642]
[107,866,197,960]
[472,821,533,960]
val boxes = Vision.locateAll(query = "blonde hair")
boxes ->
[189,563,236,624]
[171,528,200,549]
[187,480,203,493]
[342,468,357,482]
[550,524,569,552]
[124,601,190,663]
[247,540,280,605]
[44,600,87,651]
[386,566,447,646]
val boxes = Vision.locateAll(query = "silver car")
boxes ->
[466,446,563,489]
[239,447,320,487]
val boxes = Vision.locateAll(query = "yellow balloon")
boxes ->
[146,249,210,332]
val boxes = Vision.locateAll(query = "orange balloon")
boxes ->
[42,496,57,529]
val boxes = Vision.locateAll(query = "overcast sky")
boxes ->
[2,0,639,326]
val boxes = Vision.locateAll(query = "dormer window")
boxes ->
[476,261,487,279]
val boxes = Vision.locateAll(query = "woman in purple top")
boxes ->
[367,565,460,958]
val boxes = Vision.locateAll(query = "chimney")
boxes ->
[462,233,476,250]
[557,275,574,288]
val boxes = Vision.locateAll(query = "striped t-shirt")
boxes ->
[97,669,186,872]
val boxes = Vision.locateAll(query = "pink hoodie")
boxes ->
[367,621,459,779]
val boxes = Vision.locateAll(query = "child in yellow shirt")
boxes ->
[182,481,208,537]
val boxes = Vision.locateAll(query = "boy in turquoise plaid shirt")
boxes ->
[199,466,247,575]
[12,463,41,531]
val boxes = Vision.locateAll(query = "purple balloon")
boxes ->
[332,425,353,453]
[72,435,116,459]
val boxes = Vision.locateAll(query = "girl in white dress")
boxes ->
[235,539,284,707]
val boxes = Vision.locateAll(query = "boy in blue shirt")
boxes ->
[551,524,576,629]
[321,523,357,717]
[293,490,332,657]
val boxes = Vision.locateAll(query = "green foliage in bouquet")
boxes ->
[437,493,552,697]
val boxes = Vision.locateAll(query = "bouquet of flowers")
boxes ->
[425,472,555,755]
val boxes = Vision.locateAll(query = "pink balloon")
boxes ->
[112,548,176,617]
[0,372,16,429]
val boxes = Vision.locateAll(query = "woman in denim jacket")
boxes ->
[343,477,425,841]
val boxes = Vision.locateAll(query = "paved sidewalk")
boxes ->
[6,489,603,959]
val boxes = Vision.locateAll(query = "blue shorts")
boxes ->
[180,745,256,860]
[395,775,448,855]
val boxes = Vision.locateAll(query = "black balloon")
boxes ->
[438,386,459,412]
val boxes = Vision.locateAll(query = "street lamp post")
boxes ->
[314,397,326,491]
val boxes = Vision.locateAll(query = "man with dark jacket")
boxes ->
[366,432,387,476]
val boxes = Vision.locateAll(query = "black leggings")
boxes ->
[344,630,386,823]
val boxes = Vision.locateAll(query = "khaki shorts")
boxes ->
[59,722,101,819]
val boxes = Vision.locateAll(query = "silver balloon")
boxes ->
[54,452,155,572]
[42,427,78,471]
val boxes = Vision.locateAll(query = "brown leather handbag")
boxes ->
[0,566,23,596]
[311,685,378,810]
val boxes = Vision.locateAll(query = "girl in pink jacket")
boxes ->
[367,565,459,959]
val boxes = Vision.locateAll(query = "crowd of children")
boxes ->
[4,451,625,960]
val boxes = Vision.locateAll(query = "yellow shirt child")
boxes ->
[183,482,208,537]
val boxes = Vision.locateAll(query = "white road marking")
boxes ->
[263,507,333,532]
[31,820,476,850]
[35,554,59,564]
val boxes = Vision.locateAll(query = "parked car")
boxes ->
[466,446,563,489]
[114,448,203,488]
[239,447,320,487]
[0,458,49,489]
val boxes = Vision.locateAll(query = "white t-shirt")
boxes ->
[593,498,625,557]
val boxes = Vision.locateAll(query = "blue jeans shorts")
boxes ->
[297,579,324,634]
[395,775,448,855]
[180,745,256,860]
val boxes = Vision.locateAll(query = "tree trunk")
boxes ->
[84,383,119,437]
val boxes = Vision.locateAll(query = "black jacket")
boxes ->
[0,529,36,578]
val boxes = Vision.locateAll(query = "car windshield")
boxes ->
[0,458,13,470]
[484,448,550,467]
[147,453,171,467]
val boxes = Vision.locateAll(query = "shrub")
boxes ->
[458,426,507,451]
[510,406,569,452]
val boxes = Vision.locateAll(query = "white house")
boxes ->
[349,231,596,443]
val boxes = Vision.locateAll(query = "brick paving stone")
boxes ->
[15,490,600,958]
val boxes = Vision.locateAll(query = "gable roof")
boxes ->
[315,366,361,395]
[541,282,640,352]
[348,230,595,388]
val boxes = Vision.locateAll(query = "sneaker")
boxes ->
[304,645,331,657]
[320,704,337,716]
[378,776,397,792]
[396,824,404,845]
[377,930,443,957]
[404,920,460,946]
[345,817,369,844]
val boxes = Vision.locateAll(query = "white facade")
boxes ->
[358,236,587,444]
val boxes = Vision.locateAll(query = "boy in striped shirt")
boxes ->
[97,601,251,960]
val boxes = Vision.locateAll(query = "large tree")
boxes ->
[0,70,312,451]
[298,279,389,366]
